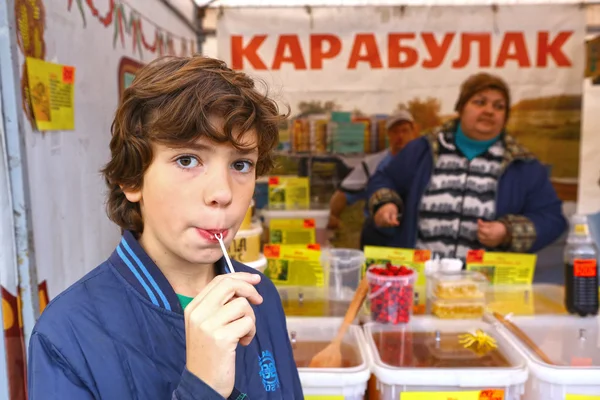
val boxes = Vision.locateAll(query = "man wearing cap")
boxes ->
[327,110,416,247]
[366,72,566,259]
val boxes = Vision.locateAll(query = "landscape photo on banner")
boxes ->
[217,4,585,248]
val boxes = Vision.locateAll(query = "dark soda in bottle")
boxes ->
[564,215,599,316]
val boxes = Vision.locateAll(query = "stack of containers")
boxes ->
[286,317,371,399]
[429,270,489,319]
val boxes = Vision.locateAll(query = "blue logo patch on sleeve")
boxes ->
[258,350,280,392]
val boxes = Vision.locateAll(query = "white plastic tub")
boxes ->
[490,315,600,399]
[286,317,371,399]
[364,317,528,400]
[260,208,330,246]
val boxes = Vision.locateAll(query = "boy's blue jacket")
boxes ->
[28,231,303,399]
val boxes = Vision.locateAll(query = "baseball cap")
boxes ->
[386,110,414,130]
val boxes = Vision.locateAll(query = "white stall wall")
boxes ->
[578,5,600,215]
[18,0,197,302]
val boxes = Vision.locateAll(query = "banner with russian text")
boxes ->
[217,4,584,248]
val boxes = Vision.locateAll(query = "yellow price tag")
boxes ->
[269,219,316,244]
[466,250,536,285]
[264,244,324,287]
[401,389,504,400]
[268,176,310,209]
[566,396,600,400]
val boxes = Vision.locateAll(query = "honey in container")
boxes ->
[286,317,371,399]
[364,319,528,399]
[290,336,362,368]
[371,330,511,368]
[429,270,488,319]
[279,287,361,317]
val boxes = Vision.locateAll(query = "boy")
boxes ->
[27,55,304,399]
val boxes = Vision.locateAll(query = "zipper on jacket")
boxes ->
[454,159,471,258]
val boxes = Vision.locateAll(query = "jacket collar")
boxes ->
[108,230,229,314]
[425,118,536,168]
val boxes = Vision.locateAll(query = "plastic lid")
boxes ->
[491,314,600,385]
[363,317,528,387]
[567,214,594,244]
[322,248,365,269]
[285,317,371,388]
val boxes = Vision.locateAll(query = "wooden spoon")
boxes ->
[308,275,370,368]
[493,312,555,365]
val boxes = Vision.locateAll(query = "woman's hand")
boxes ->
[477,219,508,248]
[374,203,400,227]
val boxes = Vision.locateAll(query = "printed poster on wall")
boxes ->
[25,57,76,131]
[217,4,585,181]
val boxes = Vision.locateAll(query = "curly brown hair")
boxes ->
[101,55,286,234]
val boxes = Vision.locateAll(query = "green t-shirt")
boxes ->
[177,294,194,310]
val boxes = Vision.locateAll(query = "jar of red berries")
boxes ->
[366,263,417,324]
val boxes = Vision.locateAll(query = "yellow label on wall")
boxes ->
[466,250,536,285]
[401,389,504,400]
[268,176,310,209]
[566,395,600,400]
[264,244,324,287]
[26,57,76,131]
[269,219,316,244]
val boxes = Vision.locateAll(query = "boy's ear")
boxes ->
[121,185,142,203]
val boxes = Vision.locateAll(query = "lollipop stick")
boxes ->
[214,232,236,274]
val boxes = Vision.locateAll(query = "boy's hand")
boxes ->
[184,273,263,398]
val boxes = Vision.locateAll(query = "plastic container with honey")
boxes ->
[491,314,600,399]
[429,270,488,319]
[227,222,263,264]
[363,317,528,399]
[286,317,371,399]
[240,199,255,230]
[278,286,369,318]
[431,298,486,319]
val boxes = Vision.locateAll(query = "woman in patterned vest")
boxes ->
[365,72,567,260]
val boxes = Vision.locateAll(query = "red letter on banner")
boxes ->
[537,31,572,67]
[231,35,267,70]
[347,34,383,69]
[452,33,491,68]
[388,33,418,68]
[496,32,531,67]
[272,35,307,70]
[422,33,455,68]
[310,34,342,69]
